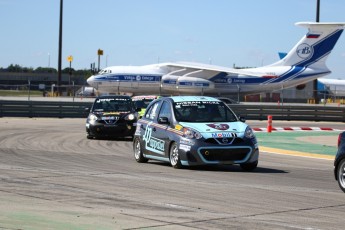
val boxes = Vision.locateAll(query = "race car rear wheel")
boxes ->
[133,138,148,163]
[240,161,258,171]
[169,142,182,169]
[337,159,345,193]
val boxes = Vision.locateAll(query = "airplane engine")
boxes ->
[161,74,179,89]
[176,76,214,93]
[161,75,215,94]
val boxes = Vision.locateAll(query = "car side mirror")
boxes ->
[239,116,246,122]
[158,117,169,124]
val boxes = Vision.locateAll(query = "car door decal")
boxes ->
[143,122,165,154]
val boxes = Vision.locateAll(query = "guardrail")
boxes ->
[0,100,344,122]
[0,100,92,118]
[229,104,345,122]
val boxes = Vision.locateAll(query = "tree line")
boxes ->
[0,64,93,76]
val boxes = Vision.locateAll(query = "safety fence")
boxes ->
[0,100,92,118]
[229,104,345,122]
[0,100,344,122]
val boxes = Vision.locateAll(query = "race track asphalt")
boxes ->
[1,118,345,229]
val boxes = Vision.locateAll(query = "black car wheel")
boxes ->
[86,130,94,139]
[133,138,148,163]
[169,142,182,169]
[337,159,345,193]
[240,160,258,171]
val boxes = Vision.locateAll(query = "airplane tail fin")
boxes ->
[270,22,345,69]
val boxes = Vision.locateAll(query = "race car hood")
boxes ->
[93,111,131,116]
[178,121,248,138]
[90,111,135,122]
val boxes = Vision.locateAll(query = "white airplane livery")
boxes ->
[87,22,345,96]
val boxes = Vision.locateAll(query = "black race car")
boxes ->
[86,95,139,139]
[334,131,345,192]
[133,96,259,170]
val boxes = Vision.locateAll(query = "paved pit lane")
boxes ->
[0,118,344,229]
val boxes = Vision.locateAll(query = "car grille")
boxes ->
[204,137,244,145]
[199,148,250,162]
[101,116,120,124]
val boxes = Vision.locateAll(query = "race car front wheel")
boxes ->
[133,138,148,163]
[337,159,345,193]
[169,142,182,169]
[86,132,94,139]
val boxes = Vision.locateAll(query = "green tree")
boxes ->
[7,64,23,72]
[35,67,57,73]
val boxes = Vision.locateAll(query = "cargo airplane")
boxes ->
[87,22,345,96]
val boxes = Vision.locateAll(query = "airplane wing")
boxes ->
[162,62,264,78]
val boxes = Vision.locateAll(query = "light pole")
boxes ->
[28,80,31,101]
[67,55,73,86]
[72,81,75,102]
[313,0,320,104]
[316,0,320,22]
[97,49,103,71]
[57,0,63,96]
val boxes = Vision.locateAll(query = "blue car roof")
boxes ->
[170,96,221,103]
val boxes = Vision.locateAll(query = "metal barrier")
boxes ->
[0,100,344,122]
[0,100,92,118]
[229,104,345,122]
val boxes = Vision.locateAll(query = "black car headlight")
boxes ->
[125,113,135,121]
[88,114,98,125]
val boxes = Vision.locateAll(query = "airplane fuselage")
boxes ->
[87,64,329,95]
[86,22,345,96]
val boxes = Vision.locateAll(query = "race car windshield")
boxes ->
[92,99,133,112]
[173,101,238,122]
[133,99,153,109]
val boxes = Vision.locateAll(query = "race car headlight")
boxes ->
[245,126,255,139]
[182,127,202,139]
[125,113,135,121]
[88,114,98,125]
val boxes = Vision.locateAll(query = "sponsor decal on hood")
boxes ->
[178,121,247,138]
[103,112,121,115]
[96,111,130,116]
[206,124,229,130]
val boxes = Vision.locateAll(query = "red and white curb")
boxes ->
[253,127,345,132]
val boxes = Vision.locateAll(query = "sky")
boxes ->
[1,0,345,79]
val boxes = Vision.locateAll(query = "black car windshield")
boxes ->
[173,101,238,122]
[92,98,133,112]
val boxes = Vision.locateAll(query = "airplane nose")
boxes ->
[87,75,95,86]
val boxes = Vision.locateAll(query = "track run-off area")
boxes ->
[0,118,344,229]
